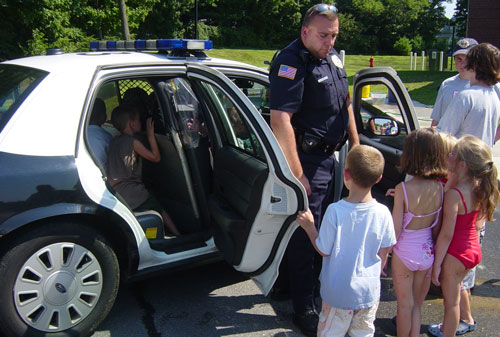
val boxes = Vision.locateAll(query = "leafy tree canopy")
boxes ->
[0,0,457,59]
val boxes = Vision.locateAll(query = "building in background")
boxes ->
[467,0,500,48]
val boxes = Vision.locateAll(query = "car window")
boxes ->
[163,77,206,148]
[199,81,266,161]
[0,64,48,133]
[96,78,165,136]
[232,78,270,120]
[357,84,408,150]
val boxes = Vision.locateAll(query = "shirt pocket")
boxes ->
[304,70,334,109]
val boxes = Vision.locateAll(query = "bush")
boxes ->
[393,37,412,56]
[411,35,424,53]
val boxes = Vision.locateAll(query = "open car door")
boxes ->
[352,67,420,209]
[186,64,307,294]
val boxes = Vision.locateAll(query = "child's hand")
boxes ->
[381,259,388,276]
[432,265,441,287]
[296,209,314,229]
[186,118,200,132]
[385,188,395,197]
[146,117,155,137]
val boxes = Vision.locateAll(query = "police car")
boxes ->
[0,39,418,336]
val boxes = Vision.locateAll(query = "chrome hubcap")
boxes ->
[14,242,103,332]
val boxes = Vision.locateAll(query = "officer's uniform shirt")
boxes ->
[269,38,349,145]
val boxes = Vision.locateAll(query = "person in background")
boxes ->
[297,145,395,337]
[88,98,112,169]
[431,38,478,127]
[268,4,359,335]
[437,43,500,148]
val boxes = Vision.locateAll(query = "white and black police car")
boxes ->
[0,38,419,336]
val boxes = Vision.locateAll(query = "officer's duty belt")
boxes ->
[295,131,342,155]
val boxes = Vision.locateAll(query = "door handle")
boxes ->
[270,196,282,203]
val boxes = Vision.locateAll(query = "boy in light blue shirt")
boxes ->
[297,145,396,337]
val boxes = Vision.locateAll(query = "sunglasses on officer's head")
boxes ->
[315,4,338,13]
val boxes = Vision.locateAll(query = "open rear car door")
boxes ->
[186,64,307,294]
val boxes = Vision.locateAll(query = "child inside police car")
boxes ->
[107,105,180,236]
[297,145,396,337]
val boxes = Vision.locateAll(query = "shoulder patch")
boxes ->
[278,64,297,80]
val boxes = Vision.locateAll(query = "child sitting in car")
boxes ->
[107,105,180,236]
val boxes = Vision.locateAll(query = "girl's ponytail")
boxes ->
[455,136,500,220]
[475,160,499,221]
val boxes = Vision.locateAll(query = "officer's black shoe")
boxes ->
[269,286,290,301]
[293,309,318,337]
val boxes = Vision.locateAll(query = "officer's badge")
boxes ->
[278,64,297,80]
[331,55,343,68]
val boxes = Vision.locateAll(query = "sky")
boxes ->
[444,0,456,19]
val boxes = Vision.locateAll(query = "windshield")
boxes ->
[0,64,48,133]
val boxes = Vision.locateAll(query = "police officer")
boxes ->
[269,4,359,336]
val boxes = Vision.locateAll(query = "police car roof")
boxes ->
[3,51,265,74]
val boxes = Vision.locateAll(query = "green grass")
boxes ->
[206,49,456,106]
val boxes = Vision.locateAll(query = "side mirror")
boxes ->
[368,117,399,136]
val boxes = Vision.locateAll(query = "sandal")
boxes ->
[428,320,477,336]
[428,323,443,337]
[456,320,477,335]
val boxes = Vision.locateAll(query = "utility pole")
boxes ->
[195,0,199,39]
[118,0,131,40]
[449,17,456,71]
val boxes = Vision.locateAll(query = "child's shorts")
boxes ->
[317,301,378,337]
[134,195,163,214]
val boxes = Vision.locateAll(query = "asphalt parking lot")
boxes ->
[89,101,500,337]
[91,207,500,337]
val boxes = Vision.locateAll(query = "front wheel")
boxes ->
[0,222,120,337]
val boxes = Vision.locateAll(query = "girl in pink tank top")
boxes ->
[432,135,499,337]
[391,128,448,337]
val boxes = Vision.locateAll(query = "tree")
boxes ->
[394,36,412,55]
[118,0,130,40]
[0,0,455,58]
[454,0,468,38]
[198,0,300,48]
[0,0,159,58]
[334,0,449,54]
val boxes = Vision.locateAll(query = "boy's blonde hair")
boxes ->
[400,128,448,179]
[111,105,140,132]
[345,145,384,188]
[454,135,499,220]
[439,132,457,155]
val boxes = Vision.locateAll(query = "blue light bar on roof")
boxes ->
[89,39,213,52]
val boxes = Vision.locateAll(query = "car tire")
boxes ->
[0,221,119,337]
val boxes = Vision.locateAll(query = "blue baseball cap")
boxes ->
[453,38,478,56]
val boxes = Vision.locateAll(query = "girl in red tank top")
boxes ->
[432,135,499,337]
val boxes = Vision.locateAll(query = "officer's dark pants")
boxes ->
[276,149,336,314]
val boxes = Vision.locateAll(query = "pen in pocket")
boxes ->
[318,76,328,83]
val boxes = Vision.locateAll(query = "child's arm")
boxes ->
[432,211,443,242]
[378,247,391,274]
[432,181,446,241]
[296,209,329,257]
[475,215,486,235]
[391,183,404,240]
[432,189,460,286]
[133,118,161,162]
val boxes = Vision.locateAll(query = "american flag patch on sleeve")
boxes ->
[278,64,297,80]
